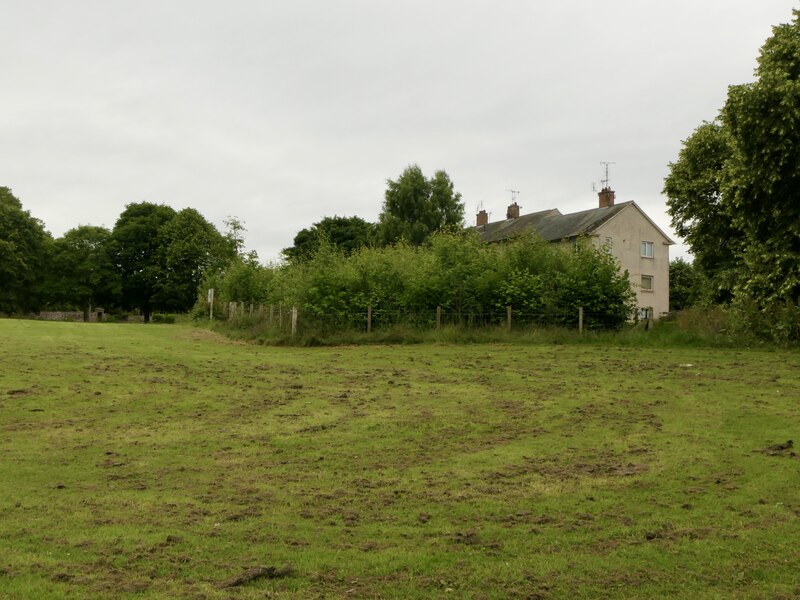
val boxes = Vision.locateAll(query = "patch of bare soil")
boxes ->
[183,329,248,345]
[217,564,293,589]
[755,440,796,457]
[6,388,32,396]
[485,451,648,483]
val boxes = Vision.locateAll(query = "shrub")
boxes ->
[151,313,176,324]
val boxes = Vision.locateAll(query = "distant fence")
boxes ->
[220,302,653,337]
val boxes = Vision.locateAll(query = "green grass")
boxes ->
[1,319,799,598]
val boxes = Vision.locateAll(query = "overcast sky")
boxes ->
[2,1,797,262]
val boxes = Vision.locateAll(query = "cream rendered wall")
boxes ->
[591,205,671,317]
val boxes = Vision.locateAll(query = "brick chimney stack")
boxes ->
[598,187,615,208]
[506,202,521,219]
[476,209,488,226]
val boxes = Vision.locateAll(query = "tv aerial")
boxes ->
[600,161,616,189]
[507,189,520,202]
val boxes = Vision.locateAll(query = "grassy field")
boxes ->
[1,319,799,599]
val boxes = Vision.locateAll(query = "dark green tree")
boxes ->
[282,216,376,262]
[377,165,464,246]
[110,202,177,321]
[664,9,800,306]
[0,187,52,313]
[48,225,121,316]
[721,10,800,303]
[155,208,235,312]
[663,122,739,302]
[669,258,703,311]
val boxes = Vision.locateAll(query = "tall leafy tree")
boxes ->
[110,202,177,321]
[155,208,235,312]
[721,10,800,303]
[664,9,800,306]
[282,216,376,262]
[377,165,464,246]
[0,187,52,313]
[669,258,703,311]
[663,122,739,302]
[48,225,121,315]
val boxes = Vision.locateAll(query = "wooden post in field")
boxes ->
[208,288,214,320]
[507,306,512,332]
[269,304,274,325]
[249,303,253,316]
[279,306,283,328]
[436,305,442,329]
[291,306,298,337]
[578,306,584,334]
[367,306,372,333]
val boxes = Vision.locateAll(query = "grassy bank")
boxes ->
[1,319,799,598]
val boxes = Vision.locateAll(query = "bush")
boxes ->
[151,313,176,324]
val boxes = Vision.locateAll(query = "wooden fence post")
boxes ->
[507,306,512,332]
[436,305,442,329]
[291,306,298,338]
[367,306,372,333]
[269,304,274,326]
[578,306,584,335]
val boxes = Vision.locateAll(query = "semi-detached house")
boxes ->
[473,187,674,318]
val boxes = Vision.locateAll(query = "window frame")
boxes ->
[640,274,654,292]
[641,240,654,258]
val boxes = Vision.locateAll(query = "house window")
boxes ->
[641,275,653,291]
[641,241,654,258]
[603,236,613,250]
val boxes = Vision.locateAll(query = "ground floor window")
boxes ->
[641,275,653,291]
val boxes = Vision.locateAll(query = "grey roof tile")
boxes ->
[473,202,635,243]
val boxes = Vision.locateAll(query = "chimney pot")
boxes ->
[598,187,615,208]
[506,202,521,219]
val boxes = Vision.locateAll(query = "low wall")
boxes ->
[36,311,106,322]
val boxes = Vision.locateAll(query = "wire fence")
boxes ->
[219,302,651,336]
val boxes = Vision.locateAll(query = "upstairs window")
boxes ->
[641,241,654,258]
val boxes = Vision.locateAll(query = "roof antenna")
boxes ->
[600,162,616,189]
[507,189,520,203]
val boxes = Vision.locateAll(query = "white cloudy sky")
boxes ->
[2,1,797,261]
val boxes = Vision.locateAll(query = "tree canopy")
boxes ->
[48,225,120,314]
[110,202,177,321]
[282,216,376,262]
[377,165,464,246]
[0,187,52,313]
[155,208,236,312]
[664,9,800,307]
